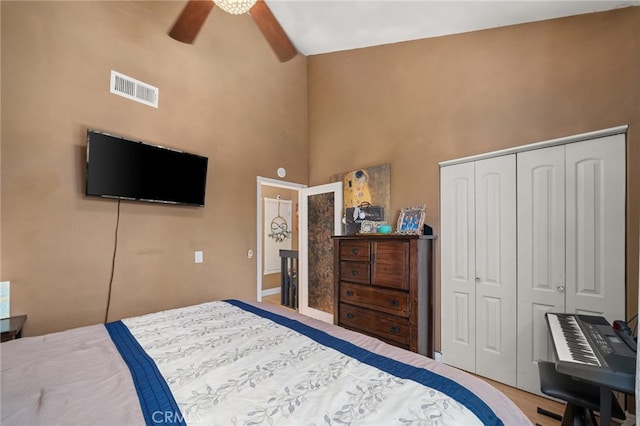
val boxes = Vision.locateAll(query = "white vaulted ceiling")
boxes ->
[264,0,639,56]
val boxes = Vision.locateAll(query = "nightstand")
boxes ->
[1,315,27,342]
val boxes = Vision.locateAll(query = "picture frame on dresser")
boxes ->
[396,205,426,234]
[358,220,387,234]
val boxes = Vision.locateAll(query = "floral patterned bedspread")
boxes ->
[120,300,511,426]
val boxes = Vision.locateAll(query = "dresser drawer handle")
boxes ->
[389,326,400,334]
[346,290,354,297]
[350,248,359,255]
[350,270,359,276]
[346,313,354,320]
[389,300,400,307]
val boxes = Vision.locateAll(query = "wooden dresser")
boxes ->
[333,234,435,357]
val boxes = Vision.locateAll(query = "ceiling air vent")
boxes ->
[110,70,159,108]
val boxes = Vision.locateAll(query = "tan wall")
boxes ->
[1,1,308,336]
[307,7,640,351]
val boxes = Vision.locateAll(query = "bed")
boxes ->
[1,299,530,425]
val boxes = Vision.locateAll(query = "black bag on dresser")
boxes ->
[345,202,385,235]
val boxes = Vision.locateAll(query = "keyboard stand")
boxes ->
[598,386,613,426]
[577,371,634,426]
[537,361,625,426]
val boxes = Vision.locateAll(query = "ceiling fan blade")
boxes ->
[169,0,215,44]
[249,0,297,62]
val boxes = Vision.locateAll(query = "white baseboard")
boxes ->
[261,287,281,297]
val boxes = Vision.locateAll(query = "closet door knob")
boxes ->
[557,285,565,293]
[475,277,480,283]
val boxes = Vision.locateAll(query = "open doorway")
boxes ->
[256,177,306,304]
[256,177,343,322]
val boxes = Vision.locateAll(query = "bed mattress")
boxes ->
[1,299,530,425]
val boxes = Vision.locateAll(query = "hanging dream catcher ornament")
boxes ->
[269,198,292,242]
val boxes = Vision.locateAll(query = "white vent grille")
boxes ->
[110,70,159,108]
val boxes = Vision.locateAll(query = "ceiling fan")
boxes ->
[168,0,298,62]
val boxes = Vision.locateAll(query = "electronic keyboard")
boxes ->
[545,313,636,394]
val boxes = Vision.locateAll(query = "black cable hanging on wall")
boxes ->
[104,199,121,323]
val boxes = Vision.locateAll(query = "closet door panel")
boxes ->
[474,155,517,386]
[565,134,625,320]
[516,145,565,394]
[440,131,626,393]
[440,162,476,372]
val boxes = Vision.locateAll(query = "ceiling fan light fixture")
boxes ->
[214,0,257,15]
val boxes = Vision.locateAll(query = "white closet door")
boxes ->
[440,162,476,372]
[565,134,626,320]
[516,145,566,394]
[474,155,517,386]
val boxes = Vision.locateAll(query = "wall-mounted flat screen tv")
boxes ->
[86,130,208,207]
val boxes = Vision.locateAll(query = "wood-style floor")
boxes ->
[261,294,564,425]
[482,377,563,425]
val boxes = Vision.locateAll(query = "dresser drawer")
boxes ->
[371,241,409,290]
[340,283,409,317]
[339,240,370,261]
[339,261,370,284]
[339,303,409,346]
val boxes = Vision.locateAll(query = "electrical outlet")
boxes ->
[247,249,254,259]
[194,251,203,263]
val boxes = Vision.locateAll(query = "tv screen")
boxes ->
[86,130,208,207]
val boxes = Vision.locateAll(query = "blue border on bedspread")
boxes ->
[226,299,504,426]
[105,321,186,426]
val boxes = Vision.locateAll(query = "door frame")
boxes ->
[256,176,307,302]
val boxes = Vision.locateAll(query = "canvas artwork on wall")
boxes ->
[331,163,391,229]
